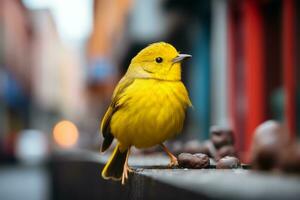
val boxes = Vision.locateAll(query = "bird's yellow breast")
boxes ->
[110,79,191,149]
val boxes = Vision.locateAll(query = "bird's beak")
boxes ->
[172,54,192,63]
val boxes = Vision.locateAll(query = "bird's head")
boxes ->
[126,42,191,81]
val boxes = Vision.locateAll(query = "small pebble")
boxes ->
[210,126,234,149]
[279,144,300,174]
[216,145,236,160]
[250,120,289,171]
[216,156,241,169]
[178,153,210,169]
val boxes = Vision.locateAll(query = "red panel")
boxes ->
[228,2,244,155]
[282,0,296,138]
[243,0,266,156]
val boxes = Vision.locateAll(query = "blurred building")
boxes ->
[30,9,85,126]
[0,0,33,160]
[0,0,86,159]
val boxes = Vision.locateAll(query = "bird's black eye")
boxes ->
[155,57,163,63]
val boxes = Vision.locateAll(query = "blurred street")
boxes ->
[0,165,49,200]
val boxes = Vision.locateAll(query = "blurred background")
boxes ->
[0,0,299,199]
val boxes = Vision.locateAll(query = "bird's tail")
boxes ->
[101,143,128,180]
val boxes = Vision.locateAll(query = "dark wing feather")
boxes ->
[100,77,134,152]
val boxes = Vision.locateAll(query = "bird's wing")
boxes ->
[100,77,134,152]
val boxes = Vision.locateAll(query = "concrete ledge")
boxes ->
[50,150,300,200]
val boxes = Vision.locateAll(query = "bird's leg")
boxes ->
[126,148,134,173]
[160,143,178,167]
[121,147,132,185]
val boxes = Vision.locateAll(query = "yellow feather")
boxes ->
[110,79,191,149]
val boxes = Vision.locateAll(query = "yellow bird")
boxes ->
[100,42,192,184]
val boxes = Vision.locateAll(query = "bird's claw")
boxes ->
[168,157,179,168]
[128,167,134,173]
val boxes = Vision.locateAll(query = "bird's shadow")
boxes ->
[131,165,217,170]
[132,165,175,170]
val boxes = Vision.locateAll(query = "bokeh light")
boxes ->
[53,120,79,148]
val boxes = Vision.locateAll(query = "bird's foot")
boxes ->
[160,143,179,168]
[128,166,134,173]
[168,155,179,167]
[121,163,132,185]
